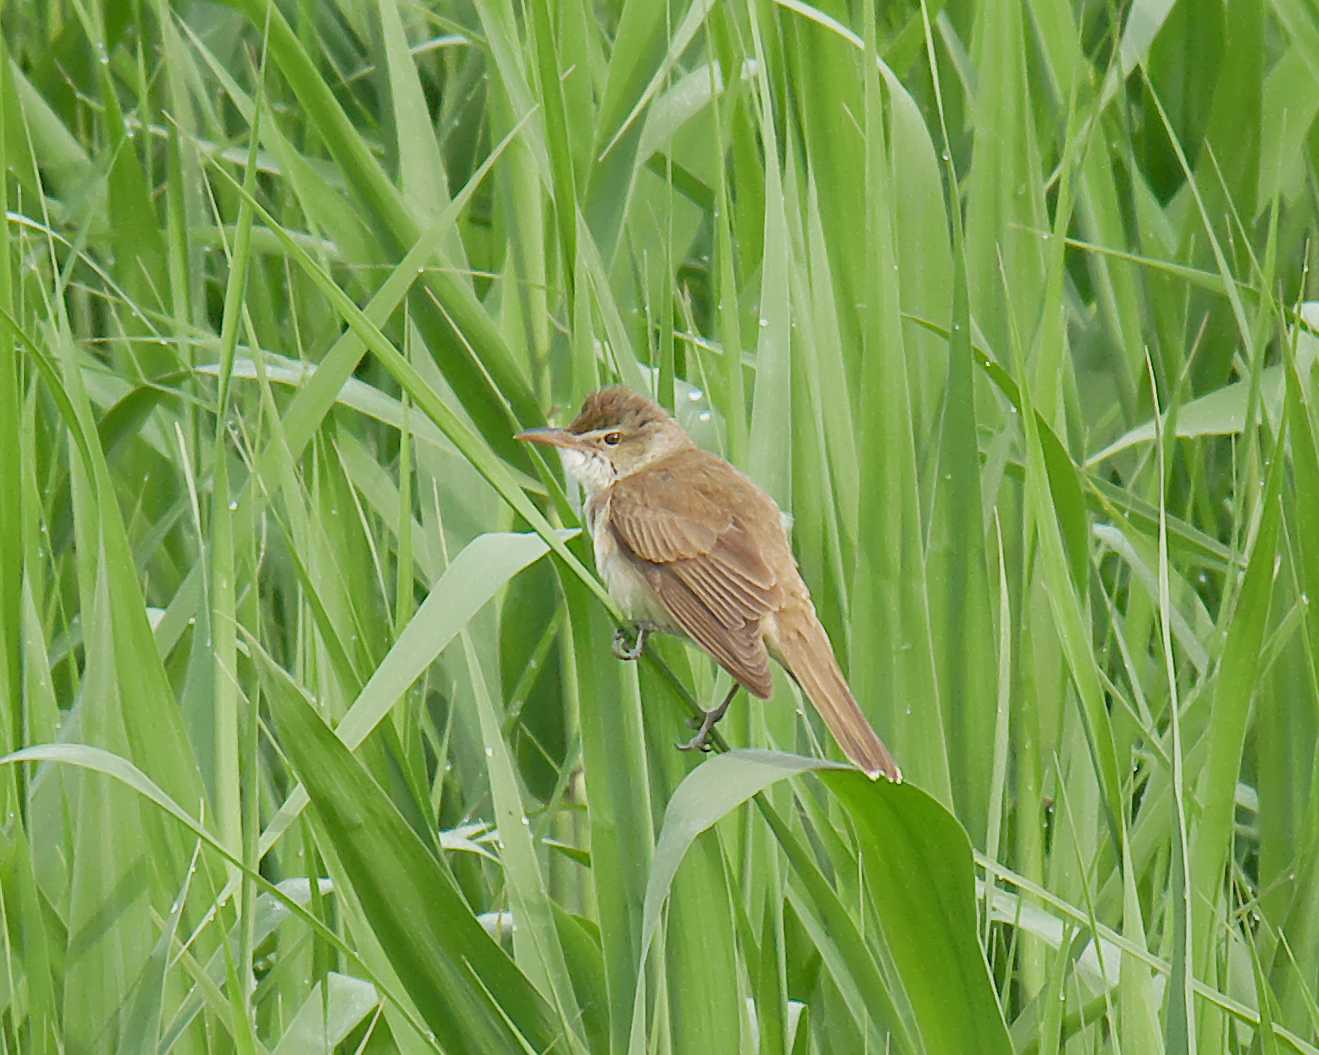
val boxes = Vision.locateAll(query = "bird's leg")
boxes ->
[612,625,649,661]
[677,684,740,753]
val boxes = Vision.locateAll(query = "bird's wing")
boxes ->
[606,451,783,697]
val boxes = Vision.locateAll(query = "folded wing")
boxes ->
[606,450,782,698]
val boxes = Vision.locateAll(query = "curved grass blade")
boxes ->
[638,750,1012,1053]
[258,658,569,1054]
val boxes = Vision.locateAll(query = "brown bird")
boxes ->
[517,386,900,782]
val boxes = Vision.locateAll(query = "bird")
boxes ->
[516,386,901,782]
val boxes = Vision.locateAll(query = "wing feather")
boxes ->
[649,568,774,697]
[607,450,787,698]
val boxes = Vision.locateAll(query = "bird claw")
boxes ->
[675,685,739,757]
[676,732,713,753]
[612,626,647,661]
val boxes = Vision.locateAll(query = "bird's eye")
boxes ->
[603,431,622,446]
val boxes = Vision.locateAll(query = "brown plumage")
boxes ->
[517,387,901,781]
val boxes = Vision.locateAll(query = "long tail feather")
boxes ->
[774,607,902,782]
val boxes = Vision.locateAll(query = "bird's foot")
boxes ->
[676,723,715,753]
[675,685,739,754]
[612,625,648,661]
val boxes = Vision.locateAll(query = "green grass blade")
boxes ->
[258,654,563,1053]
[640,750,1011,1052]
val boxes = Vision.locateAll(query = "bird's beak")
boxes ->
[515,426,584,451]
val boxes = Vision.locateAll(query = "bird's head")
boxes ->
[516,386,692,494]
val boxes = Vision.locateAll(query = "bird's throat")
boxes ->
[559,447,616,497]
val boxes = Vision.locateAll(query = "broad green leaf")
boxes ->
[639,751,1012,1054]
[270,973,379,1055]
[1087,367,1286,466]
[260,657,564,1054]
[258,530,576,855]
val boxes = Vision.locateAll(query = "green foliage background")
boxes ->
[1,0,1317,1051]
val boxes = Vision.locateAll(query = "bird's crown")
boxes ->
[567,386,669,434]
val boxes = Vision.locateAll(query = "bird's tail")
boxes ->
[774,607,902,782]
